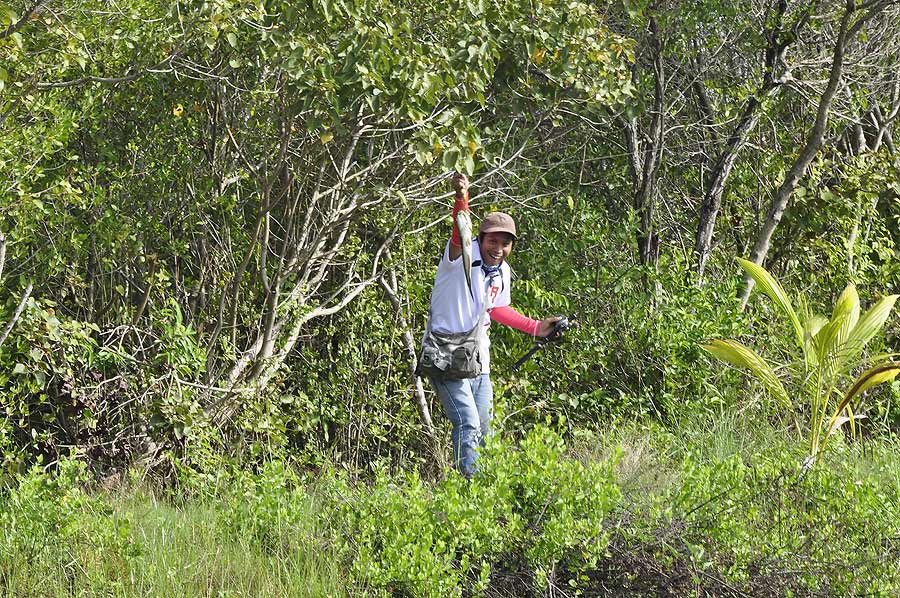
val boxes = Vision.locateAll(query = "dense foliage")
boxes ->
[2,0,899,593]
[2,0,899,469]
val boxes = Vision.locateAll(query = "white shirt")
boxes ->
[428,239,511,373]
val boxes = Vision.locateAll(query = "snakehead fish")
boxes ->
[455,210,474,300]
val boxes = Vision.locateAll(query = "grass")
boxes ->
[0,481,344,597]
[121,491,342,597]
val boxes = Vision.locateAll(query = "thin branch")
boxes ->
[0,231,6,282]
[0,282,33,349]
[34,55,176,89]
[0,1,46,40]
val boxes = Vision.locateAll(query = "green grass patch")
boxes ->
[0,461,342,597]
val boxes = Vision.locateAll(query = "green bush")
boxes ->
[494,261,751,431]
[325,426,622,597]
[3,428,900,596]
[618,443,900,595]
[0,298,101,473]
[218,460,313,554]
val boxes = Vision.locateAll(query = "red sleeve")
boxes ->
[450,188,469,247]
[490,305,540,336]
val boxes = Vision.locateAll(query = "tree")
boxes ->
[2,0,635,449]
[692,0,812,279]
[739,0,899,307]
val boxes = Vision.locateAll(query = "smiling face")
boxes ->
[479,232,514,267]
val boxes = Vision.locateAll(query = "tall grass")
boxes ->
[122,491,341,597]
[0,467,343,598]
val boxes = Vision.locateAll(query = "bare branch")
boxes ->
[0,282,33,349]
[379,264,434,437]
[0,231,6,282]
[34,55,176,89]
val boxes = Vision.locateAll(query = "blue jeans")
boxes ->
[432,374,493,477]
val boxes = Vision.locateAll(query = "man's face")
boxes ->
[480,232,514,266]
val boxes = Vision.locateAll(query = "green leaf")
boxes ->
[702,339,791,409]
[804,314,828,347]
[442,149,460,171]
[843,294,899,361]
[826,362,900,438]
[831,283,860,331]
[622,0,644,18]
[811,284,861,378]
[736,258,805,357]
[226,32,238,48]
[463,154,475,175]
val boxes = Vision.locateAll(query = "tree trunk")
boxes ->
[738,2,862,308]
[378,268,434,437]
[694,107,763,278]
[694,0,799,279]
[626,16,665,269]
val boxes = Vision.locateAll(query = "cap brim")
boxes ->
[479,228,517,240]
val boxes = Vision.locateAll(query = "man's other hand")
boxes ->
[537,316,563,338]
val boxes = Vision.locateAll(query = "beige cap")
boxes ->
[479,212,517,240]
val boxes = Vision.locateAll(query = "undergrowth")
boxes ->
[2,421,899,596]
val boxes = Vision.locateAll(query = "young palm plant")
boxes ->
[703,258,900,464]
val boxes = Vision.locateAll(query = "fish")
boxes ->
[455,209,474,299]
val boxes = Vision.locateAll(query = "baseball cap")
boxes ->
[479,212,517,240]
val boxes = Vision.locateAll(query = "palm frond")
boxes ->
[736,258,805,359]
[702,339,792,410]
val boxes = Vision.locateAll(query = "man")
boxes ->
[426,173,560,477]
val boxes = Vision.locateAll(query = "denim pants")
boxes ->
[431,374,493,477]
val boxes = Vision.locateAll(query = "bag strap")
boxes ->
[425,272,493,336]
[476,278,491,326]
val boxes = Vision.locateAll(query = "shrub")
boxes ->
[630,446,900,595]
[217,460,313,554]
[325,426,622,597]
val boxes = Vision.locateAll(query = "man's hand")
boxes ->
[537,316,563,338]
[452,173,469,196]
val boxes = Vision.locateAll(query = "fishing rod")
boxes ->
[511,314,575,370]
[508,260,645,370]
